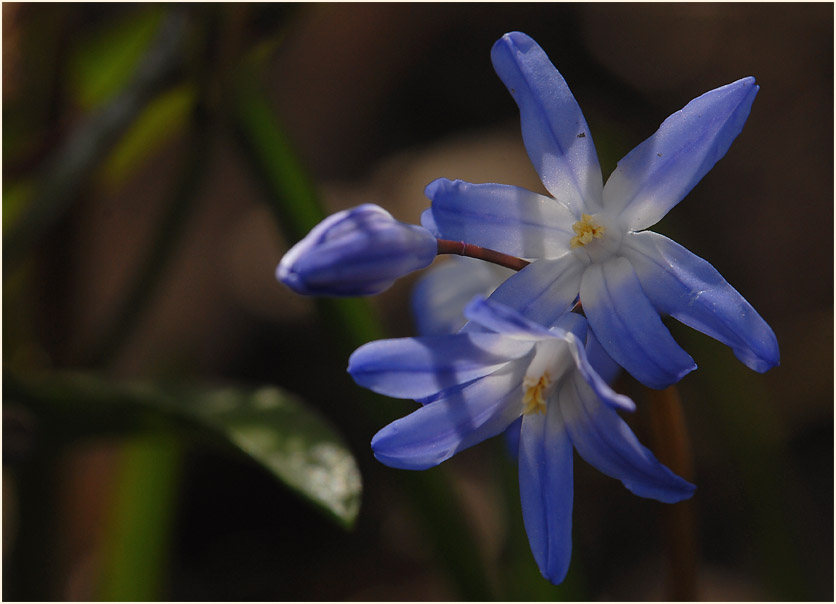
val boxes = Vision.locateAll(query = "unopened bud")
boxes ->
[277,204,437,296]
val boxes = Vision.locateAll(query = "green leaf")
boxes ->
[183,385,363,528]
[69,7,164,109]
[97,84,195,189]
[5,371,362,528]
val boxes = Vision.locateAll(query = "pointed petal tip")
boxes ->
[541,564,571,586]
[492,31,533,53]
[677,360,698,382]
[647,360,698,390]
[614,393,637,413]
[423,177,451,200]
[626,476,697,504]
[371,449,424,471]
[345,343,367,377]
[737,344,780,373]
[275,258,294,288]
[748,326,780,372]
[370,427,428,470]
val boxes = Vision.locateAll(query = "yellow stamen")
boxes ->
[522,372,551,415]
[570,213,606,248]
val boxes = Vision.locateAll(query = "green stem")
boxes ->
[230,82,495,599]
[96,433,183,601]
[229,81,384,347]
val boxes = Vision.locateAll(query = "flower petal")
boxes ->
[425,178,576,258]
[411,257,513,336]
[604,77,759,230]
[622,231,779,372]
[584,330,622,385]
[370,361,527,470]
[561,372,695,503]
[487,254,584,327]
[580,257,696,389]
[518,404,574,585]
[420,207,441,237]
[565,335,635,413]
[348,332,534,399]
[464,295,554,340]
[491,32,604,214]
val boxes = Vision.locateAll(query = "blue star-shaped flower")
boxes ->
[349,295,694,584]
[423,32,779,389]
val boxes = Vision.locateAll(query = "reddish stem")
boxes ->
[436,239,530,272]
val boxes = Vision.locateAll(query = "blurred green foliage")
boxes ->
[3,5,494,600]
[69,6,163,109]
[98,84,195,188]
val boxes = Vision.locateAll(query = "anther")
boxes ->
[570,213,606,248]
[522,372,551,415]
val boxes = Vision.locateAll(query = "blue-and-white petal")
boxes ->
[518,403,574,584]
[370,361,528,470]
[348,332,534,399]
[411,257,513,336]
[420,207,441,237]
[603,77,759,230]
[491,32,604,215]
[584,329,622,386]
[565,334,635,413]
[425,178,576,258]
[622,230,779,372]
[487,254,584,327]
[560,371,695,503]
[464,295,555,340]
[579,257,696,389]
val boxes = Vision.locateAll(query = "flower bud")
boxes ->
[277,204,438,296]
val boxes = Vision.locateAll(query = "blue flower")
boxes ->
[424,32,779,389]
[349,295,694,585]
[277,204,438,296]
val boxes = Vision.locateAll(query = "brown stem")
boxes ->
[645,385,698,601]
[436,239,530,271]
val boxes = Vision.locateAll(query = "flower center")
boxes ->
[568,211,624,264]
[570,213,606,248]
[521,340,570,415]
[522,372,551,415]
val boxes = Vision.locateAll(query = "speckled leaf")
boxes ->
[181,386,362,528]
[5,372,362,528]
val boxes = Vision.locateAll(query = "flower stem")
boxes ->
[645,385,697,601]
[436,239,530,271]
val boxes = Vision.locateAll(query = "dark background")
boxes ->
[3,3,833,600]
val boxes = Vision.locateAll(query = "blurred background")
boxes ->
[3,3,833,601]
